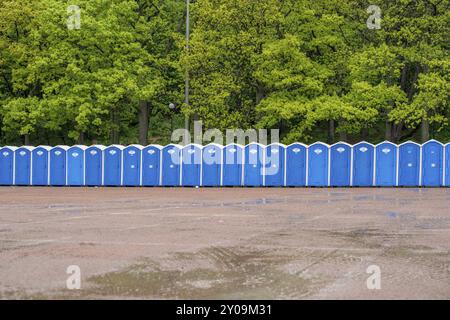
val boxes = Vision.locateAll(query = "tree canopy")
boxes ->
[0,0,448,146]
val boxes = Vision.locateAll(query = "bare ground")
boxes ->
[0,187,449,299]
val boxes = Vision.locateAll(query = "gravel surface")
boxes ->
[0,187,449,299]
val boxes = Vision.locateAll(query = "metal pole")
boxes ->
[184,0,190,144]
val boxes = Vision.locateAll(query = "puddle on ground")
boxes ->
[63,247,316,299]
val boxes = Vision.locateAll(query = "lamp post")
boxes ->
[184,0,190,144]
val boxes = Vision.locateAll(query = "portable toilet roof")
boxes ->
[287,142,308,148]
[34,145,52,150]
[53,145,70,150]
[265,142,286,148]
[204,143,223,148]
[87,144,106,150]
[126,144,144,150]
[106,144,125,150]
[354,141,375,147]
[308,141,330,148]
[182,143,203,149]
[330,141,352,147]
[68,145,88,150]
[17,146,35,151]
[145,144,163,149]
[398,140,421,147]
[375,140,396,147]
[422,139,444,146]
[1,146,18,151]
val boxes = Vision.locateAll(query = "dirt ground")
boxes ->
[0,187,449,299]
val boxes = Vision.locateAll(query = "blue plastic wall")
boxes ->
[85,146,103,186]
[123,146,141,186]
[353,142,374,186]
[308,143,329,186]
[202,144,221,187]
[14,148,31,185]
[1,141,448,187]
[285,144,307,187]
[50,147,66,186]
[375,142,397,186]
[222,144,243,186]
[0,147,14,185]
[142,146,161,186]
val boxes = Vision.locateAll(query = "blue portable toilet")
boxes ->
[352,141,374,186]
[181,144,202,187]
[330,142,352,187]
[375,141,397,186]
[244,143,264,187]
[421,140,444,187]
[142,145,162,186]
[0,146,16,185]
[398,141,421,186]
[222,143,243,186]
[123,145,143,186]
[307,142,329,186]
[445,143,450,187]
[31,146,51,186]
[162,144,181,186]
[103,145,124,186]
[49,146,68,186]
[67,145,86,186]
[85,145,105,186]
[264,143,285,187]
[285,143,307,187]
[202,143,222,187]
[14,146,33,186]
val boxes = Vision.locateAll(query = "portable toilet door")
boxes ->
[285,143,307,187]
[31,146,51,186]
[14,147,33,186]
[142,145,162,186]
[181,144,202,187]
[307,142,329,186]
[264,143,285,187]
[222,144,243,186]
[244,143,263,187]
[67,145,86,186]
[202,144,222,187]
[398,141,420,186]
[375,141,397,186]
[352,142,374,187]
[445,143,450,187]
[85,145,105,186]
[330,142,352,187]
[162,144,181,186]
[123,145,143,186]
[0,146,16,185]
[104,145,124,186]
[49,146,68,186]
[421,140,444,187]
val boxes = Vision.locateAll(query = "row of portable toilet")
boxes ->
[0,140,449,187]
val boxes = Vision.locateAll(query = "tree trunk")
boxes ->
[361,127,369,140]
[110,110,120,144]
[138,100,149,145]
[385,120,392,141]
[421,118,429,142]
[78,132,84,145]
[328,120,335,144]
[24,134,30,145]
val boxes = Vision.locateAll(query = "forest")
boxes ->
[0,0,448,146]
